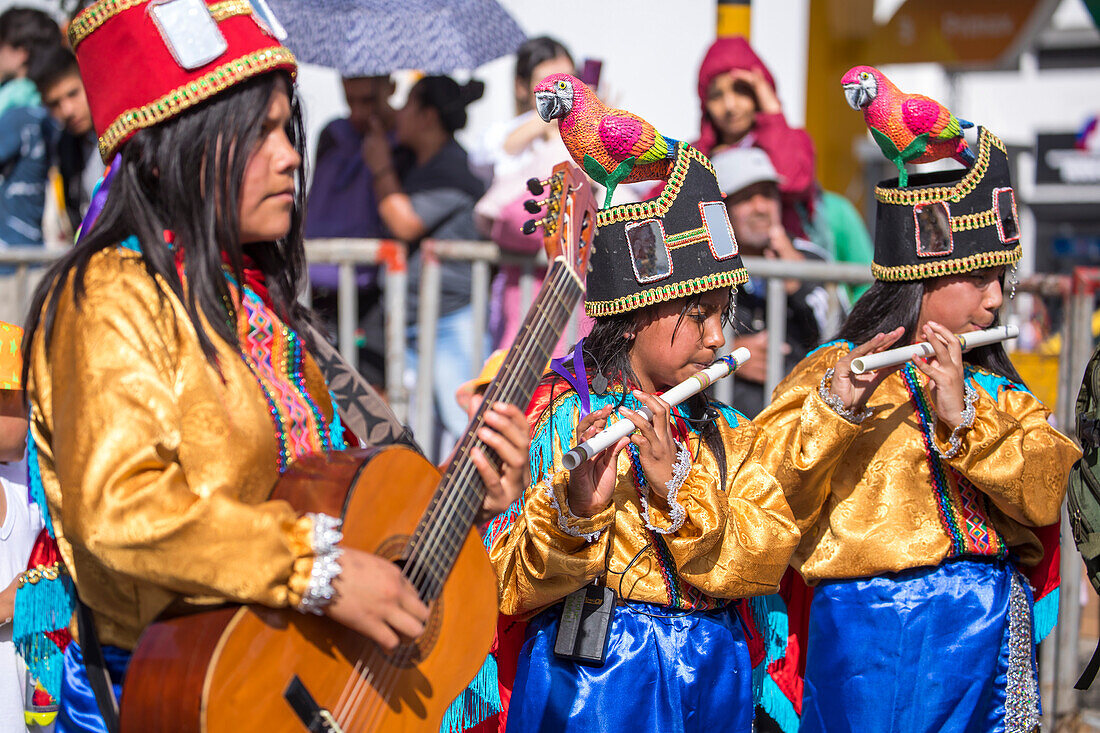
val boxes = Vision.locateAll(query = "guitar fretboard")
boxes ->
[403,259,584,601]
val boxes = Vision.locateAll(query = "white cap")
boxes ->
[710,147,781,196]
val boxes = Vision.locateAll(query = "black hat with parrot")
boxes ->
[531,73,748,317]
[841,65,1021,282]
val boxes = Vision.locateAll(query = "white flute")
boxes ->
[561,347,751,471]
[849,324,1019,375]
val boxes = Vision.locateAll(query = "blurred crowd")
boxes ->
[0,6,908,439]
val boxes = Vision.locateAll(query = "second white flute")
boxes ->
[561,347,751,471]
[849,324,1019,375]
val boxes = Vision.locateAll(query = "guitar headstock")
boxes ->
[522,162,597,287]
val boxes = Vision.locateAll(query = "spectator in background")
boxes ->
[805,187,875,303]
[695,36,815,238]
[304,75,404,387]
[363,75,487,455]
[471,36,580,352]
[0,7,59,247]
[712,147,830,418]
[28,43,101,235]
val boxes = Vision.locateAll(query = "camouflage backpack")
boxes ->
[1069,341,1100,688]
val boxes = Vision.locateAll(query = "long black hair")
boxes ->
[544,291,735,485]
[836,277,1024,385]
[23,72,313,385]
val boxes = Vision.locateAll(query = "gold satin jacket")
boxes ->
[755,342,1080,583]
[27,249,328,649]
[488,389,799,616]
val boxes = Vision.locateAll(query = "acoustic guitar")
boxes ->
[118,162,597,733]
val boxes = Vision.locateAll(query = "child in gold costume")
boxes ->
[484,143,800,732]
[755,127,1081,732]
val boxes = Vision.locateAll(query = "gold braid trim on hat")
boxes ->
[595,144,715,227]
[874,130,1006,207]
[208,0,254,22]
[69,0,147,49]
[96,46,297,161]
[70,0,253,48]
[871,244,1021,282]
[951,208,998,232]
[666,226,709,249]
[585,268,748,317]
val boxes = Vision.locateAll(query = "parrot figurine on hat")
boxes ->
[533,72,679,207]
[842,65,975,187]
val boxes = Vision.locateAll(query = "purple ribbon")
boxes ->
[549,338,591,417]
[77,153,122,244]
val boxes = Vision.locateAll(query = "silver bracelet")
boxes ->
[935,381,978,459]
[639,441,690,534]
[297,512,344,615]
[819,368,873,424]
[545,478,606,543]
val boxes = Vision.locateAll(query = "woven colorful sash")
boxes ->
[900,363,1007,558]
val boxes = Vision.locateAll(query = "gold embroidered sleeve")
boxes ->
[755,345,864,532]
[488,468,614,616]
[35,269,315,609]
[648,420,799,598]
[940,386,1080,526]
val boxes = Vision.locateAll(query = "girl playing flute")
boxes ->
[484,142,799,732]
[755,125,1080,732]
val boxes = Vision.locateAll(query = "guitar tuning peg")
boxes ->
[522,218,546,235]
[526,177,547,195]
[524,199,545,214]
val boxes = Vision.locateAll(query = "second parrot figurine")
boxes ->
[842,65,974,187]
[533,73,679,207]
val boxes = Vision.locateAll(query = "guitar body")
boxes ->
[120,446,498,733]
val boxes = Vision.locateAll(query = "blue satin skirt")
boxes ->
[57,642,131,733]
[506,601,752,733]
[801,558,1040,733]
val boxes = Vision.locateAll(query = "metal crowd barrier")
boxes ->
[1,242,1096,724]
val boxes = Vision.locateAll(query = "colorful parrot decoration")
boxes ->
[841,65,975,187]
[533,73,679,207]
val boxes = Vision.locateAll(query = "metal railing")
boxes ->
[1,241,1096,724]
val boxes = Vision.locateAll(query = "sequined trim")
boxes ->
[68,0,146,48]
[70,0,255,48]
[209,0,253,22]
[297,513,343,615]
[871,244,1021,282]
[585,269,747,317]
[97,46,297,160]
[542,478,604,543]
[1004,572,1040,732]
[596,143,715,227]
[874,128,1005,206]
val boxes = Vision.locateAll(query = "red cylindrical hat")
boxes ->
[70,0,297,162]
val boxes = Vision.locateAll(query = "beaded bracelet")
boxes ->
[935,381,978,459]
[819,368,873,424]
[297,513,344,616]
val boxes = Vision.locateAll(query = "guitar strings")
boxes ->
[340,295,574,731]
[338,261,583,729]
[341,186,591,726]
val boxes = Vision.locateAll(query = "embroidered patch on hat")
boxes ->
[993,187,1019,244]
[626,220,672,283]
[913,201,953,257]
[149,0,228,70]
[699,201,738,260]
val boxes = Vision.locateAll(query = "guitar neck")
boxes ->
[405,259,584,600]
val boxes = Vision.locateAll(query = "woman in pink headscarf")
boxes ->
[695,36,816,236]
